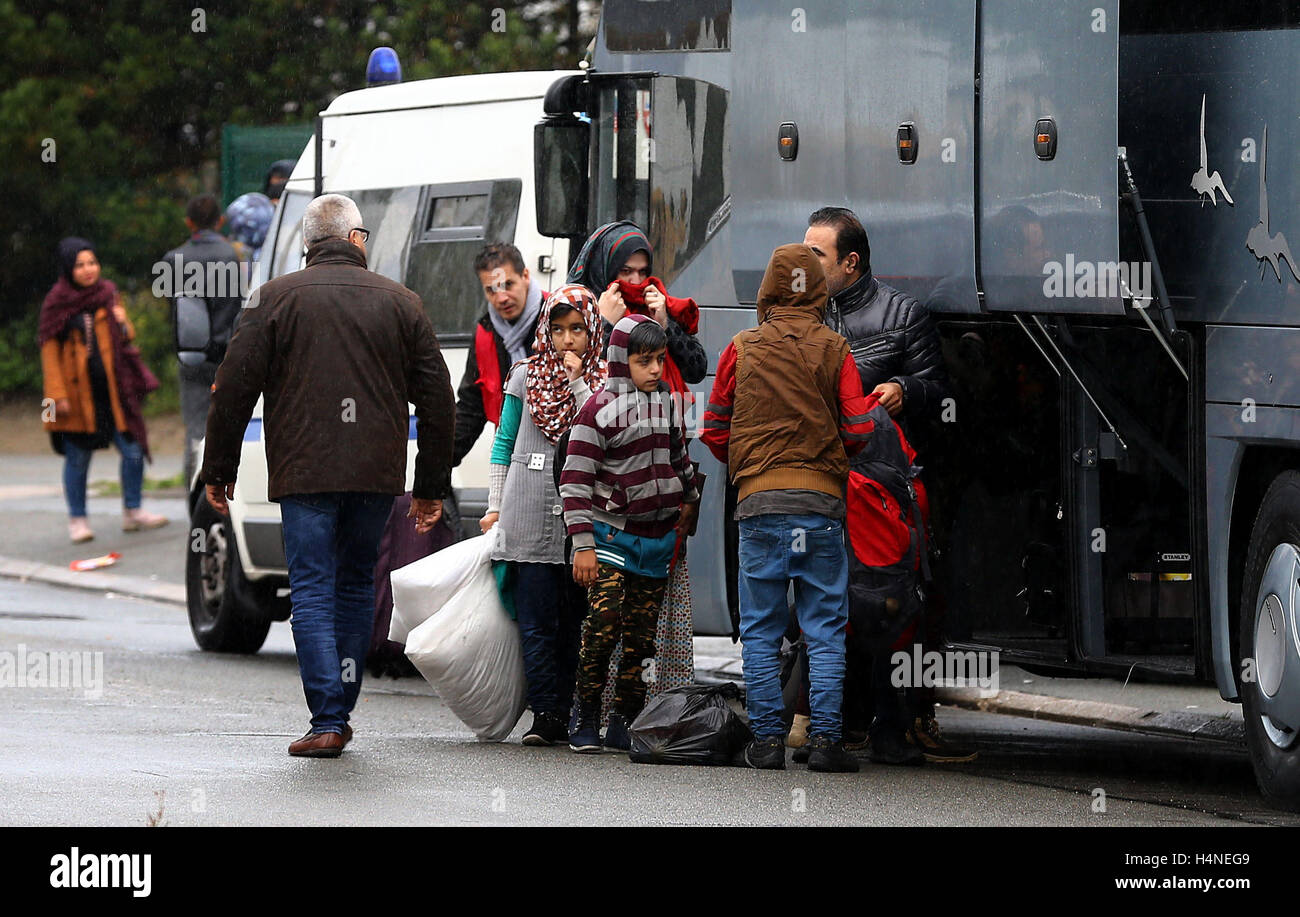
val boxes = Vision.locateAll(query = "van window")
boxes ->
[406,179,523,342]
[263,181,522,343]
[347,186,423,281]
[424,187,491,240]
[266,190,310,280]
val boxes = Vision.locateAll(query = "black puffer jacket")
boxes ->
[825,274,950,437]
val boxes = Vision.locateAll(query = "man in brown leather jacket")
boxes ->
[201,193,455,758]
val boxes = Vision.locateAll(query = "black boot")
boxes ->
[742,736,787,770]
[807,735,860,773]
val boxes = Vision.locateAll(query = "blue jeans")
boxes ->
[279,491,395,734]
[63,431,143,517]
[738,513,848,742]
[513,562,586,715]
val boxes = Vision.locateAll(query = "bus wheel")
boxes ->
[1239,470,1300,809]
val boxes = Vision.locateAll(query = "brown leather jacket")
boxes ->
[721,245,868,501]
[40,304,131,436]
[200,240,456,501]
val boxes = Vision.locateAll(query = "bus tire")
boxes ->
[1239,469,1300,809]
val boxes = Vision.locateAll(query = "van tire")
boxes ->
[186,494,273,654]
[1239,470,1300,810]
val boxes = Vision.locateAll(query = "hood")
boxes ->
[566,221,652,294]
[604,312,656,393]
[57,236,96,284]
[226,192,275,249]
[756,244,828,323]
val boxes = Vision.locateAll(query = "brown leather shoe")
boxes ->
[341,724,353,746]
[288,730,344,758]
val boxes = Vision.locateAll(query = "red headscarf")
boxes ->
[617,276,700,404]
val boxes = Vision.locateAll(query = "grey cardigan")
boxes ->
[488,364,593,564]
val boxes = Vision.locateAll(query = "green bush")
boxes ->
[0,312,42,395]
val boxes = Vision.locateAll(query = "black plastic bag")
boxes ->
[628,683,753,766]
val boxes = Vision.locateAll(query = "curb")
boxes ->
[690,665,1245,746]
[935,686,1245,745]
[0,554,186,607]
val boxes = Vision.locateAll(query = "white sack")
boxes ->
[389,527,499,644]
[397,529,527,742]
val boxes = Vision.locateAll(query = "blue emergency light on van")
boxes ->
[366,47,401,86]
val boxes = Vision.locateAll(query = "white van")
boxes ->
[187,69,578,652]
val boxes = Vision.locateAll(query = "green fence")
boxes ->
[220,124,314,207]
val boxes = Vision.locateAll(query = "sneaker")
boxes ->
[604,712,631,751]
[743,736,787,770]
[68,517,94,544]
[569,708,603,754]
[791,744,811,764]
[522,711,567,747]
[122,508,169,532]
[786,713,811,748]
[807,735,860,773]
[908,713,980,763]
[870,728,925,766]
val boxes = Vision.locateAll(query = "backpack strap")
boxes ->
[907,478,932,584]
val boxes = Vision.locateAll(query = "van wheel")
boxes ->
[1239,470,1300,809]
[186,494,272,654]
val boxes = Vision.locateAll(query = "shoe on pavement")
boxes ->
[786,713,811,748]
[792,743,811,764]
[870,728,925,766]
[288,730,344,758]
[522,711,567,747]
[743,736,787,770]
[807,735,860,773]
[122,508,169,532]
[908,713,979,763]
[844,728,870,752]
[68,517,94,544]
[569,707,603,754]
[603,712,631,752]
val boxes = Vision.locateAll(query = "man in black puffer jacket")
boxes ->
[802,206,975,765]
[804,207,948,445]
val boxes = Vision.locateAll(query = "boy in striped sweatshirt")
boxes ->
[561,313,701,753]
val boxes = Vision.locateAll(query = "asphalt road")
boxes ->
[2,578,1291,827]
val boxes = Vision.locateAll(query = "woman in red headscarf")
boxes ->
[567,221,708,402]
[567,221,708,714]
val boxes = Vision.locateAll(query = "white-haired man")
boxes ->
[200,193,456,757]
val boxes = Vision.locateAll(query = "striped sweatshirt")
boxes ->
[561,313,701,553]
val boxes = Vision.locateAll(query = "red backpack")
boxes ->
[845,393,931,655]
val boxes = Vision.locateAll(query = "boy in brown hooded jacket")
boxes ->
[701,243,874,773]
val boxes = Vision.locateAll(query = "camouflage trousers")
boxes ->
[576,563,668,717]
